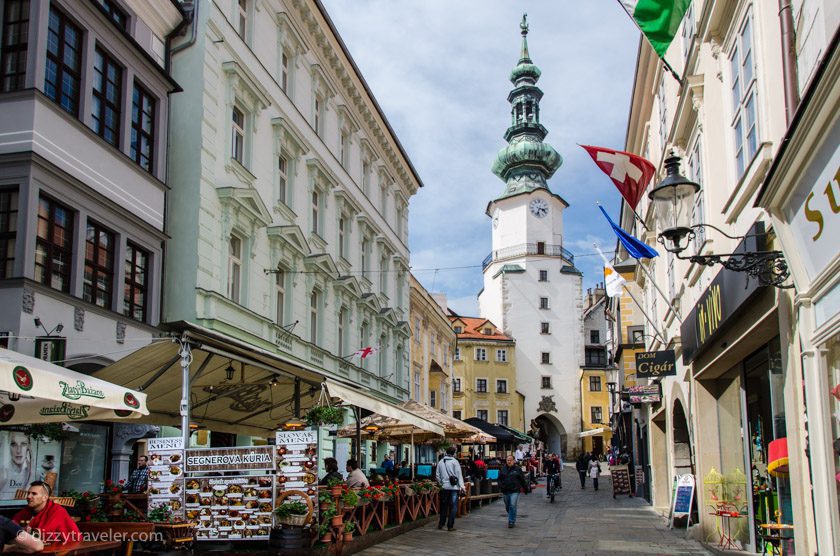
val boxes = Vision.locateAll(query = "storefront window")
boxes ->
[60,423,110,495]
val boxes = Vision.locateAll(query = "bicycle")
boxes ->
[546,472,560,503]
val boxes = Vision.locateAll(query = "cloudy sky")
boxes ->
[322,1,642,315]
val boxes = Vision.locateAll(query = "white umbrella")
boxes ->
[0,348,148,424]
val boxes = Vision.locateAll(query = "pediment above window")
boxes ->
[306,158,338,189]
[310,63,337,99]
[304,253,339,279]
[275,12,309,54]
[394,321,411,338]
[357,292,381,313]
[272,117,310,156]
[223,61,271,115]
[337,104,361,134]
[378,308,398,327]
[217,186,272,238]
[333,275,363,299]
[672,75,704,149]
[267,224,311,257]
[334,189,362,215]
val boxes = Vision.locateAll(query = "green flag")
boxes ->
[621,0,692,57]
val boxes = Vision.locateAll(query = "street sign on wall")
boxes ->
[635,350,676,378]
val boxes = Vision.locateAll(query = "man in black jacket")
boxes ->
[499,455,529,528]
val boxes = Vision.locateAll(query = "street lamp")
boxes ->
[649,155,791,288]
[34,318,63,336]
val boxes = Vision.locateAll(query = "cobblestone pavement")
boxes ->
[358,470,712,555]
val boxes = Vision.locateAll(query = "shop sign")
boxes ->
[785,142,839,282]
[275,430,319,526]
[680,223,766,363]
[185,446,275,473]
[625,384,661,404]
[635,350,676,378]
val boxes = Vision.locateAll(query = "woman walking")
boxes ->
[588,457,601,491]
[499,455,530,528]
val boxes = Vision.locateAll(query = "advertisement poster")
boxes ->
[188,475,274,541]
[275,430,319,524]
[147,437,185,520]
[0,429,61,500]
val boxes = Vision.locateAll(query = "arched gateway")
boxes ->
[532,413,568,458]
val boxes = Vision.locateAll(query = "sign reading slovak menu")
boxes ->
[147,437,185,521]
[275,430,319,525]
[635,350,676,378]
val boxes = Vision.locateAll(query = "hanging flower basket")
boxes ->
[305,405,345,427]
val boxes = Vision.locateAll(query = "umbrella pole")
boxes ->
[410,429,414,481]
[179,341,192,447]
[355,406,362,462]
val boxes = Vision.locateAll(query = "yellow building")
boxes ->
[579,287,613,456]
[449,316,524,431]
[409,274,455,415]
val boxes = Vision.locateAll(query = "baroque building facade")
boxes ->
[619,1,838,553]
[0,0,182,494]
[579,285,613,457]
[478,16,582,457]
[449,316,524,432]
[408,274,454,415]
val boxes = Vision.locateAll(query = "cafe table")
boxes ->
[759,522,794,556]
[38,540,122,555]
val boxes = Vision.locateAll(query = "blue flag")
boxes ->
[598,205,659,259]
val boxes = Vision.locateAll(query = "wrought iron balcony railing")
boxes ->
[482,242,574,270]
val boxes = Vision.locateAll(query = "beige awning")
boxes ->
[325,380,443,437]
[579,427,608,438]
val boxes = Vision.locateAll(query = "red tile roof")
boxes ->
[448,316,513,341]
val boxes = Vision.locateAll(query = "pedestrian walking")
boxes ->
[576,453,588,489]
[436,446,465,531]
[588,457,601,491]
[499,455,530,528]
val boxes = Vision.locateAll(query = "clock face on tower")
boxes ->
[529,198,549,218]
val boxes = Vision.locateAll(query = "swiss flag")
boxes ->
[580,145,655,210]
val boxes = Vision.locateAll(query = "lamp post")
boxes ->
[607,382,618,449]
[649,155,791,288]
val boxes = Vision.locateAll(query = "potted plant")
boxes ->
[318,491,335,511]
[326,476,345,497]
[305,405,345,427]
[318,521,332,543]
[343,520,356,541]
[342,489,358,508]
[274,500,309,527]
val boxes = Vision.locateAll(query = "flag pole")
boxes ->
[621,284,668,346]
[635,258,682,320]
[615,0,684,85]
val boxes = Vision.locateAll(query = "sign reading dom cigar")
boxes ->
[635,350,676,378]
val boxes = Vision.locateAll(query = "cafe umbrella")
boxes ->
[0,348,148,424]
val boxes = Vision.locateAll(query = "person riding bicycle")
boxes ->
[544,454,560,498]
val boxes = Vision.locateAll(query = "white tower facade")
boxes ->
[478,16,582,456]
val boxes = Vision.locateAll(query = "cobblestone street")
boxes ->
[359,471,712,555]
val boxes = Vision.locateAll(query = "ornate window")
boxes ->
[730,10,758,178]
[45,6,82,116]
[1,0,29,92]
[92,46,122,147]
[84,220,115,309]
[227,235,242,303]
[35,195,74,293]
[124,242,148,322]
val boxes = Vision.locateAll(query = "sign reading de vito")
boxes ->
[185,445,275,473]
[635,350,676,378]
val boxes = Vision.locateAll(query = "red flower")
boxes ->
[118,479,125,484]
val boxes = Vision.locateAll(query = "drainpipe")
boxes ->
[778,0,800,124]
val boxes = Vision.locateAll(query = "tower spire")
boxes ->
[491,15,562,199]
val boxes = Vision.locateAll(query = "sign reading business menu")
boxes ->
[185,446,275,473]
[635,350,676,378]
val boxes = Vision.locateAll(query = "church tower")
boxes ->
[478,15,583,457]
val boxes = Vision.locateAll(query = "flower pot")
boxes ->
[330,515,344,527]
[320,532,332,543]
[343,532,353,542]
[331,486,343,497]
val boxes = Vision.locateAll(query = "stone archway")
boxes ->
[672,399,692,476]
[532,414,567,458]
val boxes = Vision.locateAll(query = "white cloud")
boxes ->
[322,0,641,315]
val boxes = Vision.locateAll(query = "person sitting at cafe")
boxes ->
[473,455,487,479]
[319,457,344,486]
[12,481,80,544]
[0,515,44,553]
[381,452,395,479]
[345,459,369,488]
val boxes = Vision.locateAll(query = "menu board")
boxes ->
[188,475,275,541]
[146,438,185,520]
[275,430,319,524]
[610,464,632,497]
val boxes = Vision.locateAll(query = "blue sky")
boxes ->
[322,1,641,315]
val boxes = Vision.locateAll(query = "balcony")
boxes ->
[482,242,574,270]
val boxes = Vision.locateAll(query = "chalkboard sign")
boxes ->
[669,474,695,529]
[610,464,631,498]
